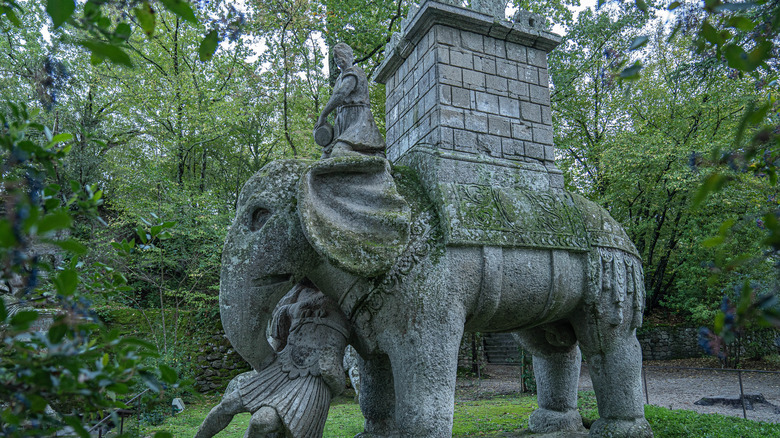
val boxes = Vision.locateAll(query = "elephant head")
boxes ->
[220,156,411,371]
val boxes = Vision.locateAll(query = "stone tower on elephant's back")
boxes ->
[374,0,571,248]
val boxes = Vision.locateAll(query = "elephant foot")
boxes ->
[588,418,653,438]
[529,408,585,433]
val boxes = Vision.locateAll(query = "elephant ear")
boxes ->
[298,156,411,277]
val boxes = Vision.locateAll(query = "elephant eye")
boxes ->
[249,207,271,231]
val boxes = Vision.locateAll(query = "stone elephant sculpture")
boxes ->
[220,155,653,438]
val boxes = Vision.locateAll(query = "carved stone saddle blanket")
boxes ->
[435,182,639,257]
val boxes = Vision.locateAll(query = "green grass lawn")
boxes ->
[138,392,780,437]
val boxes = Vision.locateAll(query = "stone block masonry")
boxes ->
[376,0,563,190]
[383,25,554,165]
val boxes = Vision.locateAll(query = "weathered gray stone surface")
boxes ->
[198,283,350,438]
[375,0,561,190]
[343,345,362,400]
[172,397,185,414]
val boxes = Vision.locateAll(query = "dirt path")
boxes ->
[456,360,780,424]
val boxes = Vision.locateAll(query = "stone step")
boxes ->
[483,332,523,365]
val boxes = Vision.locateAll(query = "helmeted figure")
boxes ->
[194,282,350,438]
[315,43,385,158]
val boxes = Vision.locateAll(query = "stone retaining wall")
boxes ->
[637,326,702,361]
[458,326,780,364]
[193,332,251,393]
[637,325,780,361]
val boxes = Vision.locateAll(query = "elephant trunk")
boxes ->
[219,227,294,371]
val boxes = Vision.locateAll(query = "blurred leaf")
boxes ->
[620,61,643,79]
[108,382,129,394]
[702,236,724,247]
[54,269,78,296]
[80,40,133,67]
[154,432,174,438]
[0,221,16,247]
[714,311,725,333]
[1,6,22,27]
[747,41,773,69]
[0,298,6,322]
[48,238,88,255]
[46,0,75,29]
[135,2,156,36]
[692,173,728,207]
[199,30,219,62]
[10,311,39,330]
[668,1,681,10]
[159,0,197,23]
[746,102,770,125]
[724,44,749,71]
[727,16,756,31]
[44,183,61,197]
[714,2,757,12]
[38,210,73,234]
[701,21,722,45]
[717,218,736,235]
[762,212,780,250]
[48,323,68,343]
[115,23,132,42]
[159,363,177,384]
[50,133,72,144]
[140,371,162,393]
[119,337,157,351]
[63,415,89,438]
[628,35,649,51]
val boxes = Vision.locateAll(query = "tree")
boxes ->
[549,4,651,196]
[550,3,776,323]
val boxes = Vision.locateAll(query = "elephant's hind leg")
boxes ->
[574,249,653,437]
[576,332,652,438]
[515,324,585,434]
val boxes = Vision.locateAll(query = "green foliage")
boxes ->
[38,0,209,68]
[0,103,176,436]
[644,404,780,437]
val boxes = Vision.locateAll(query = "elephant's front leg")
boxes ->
[356,353,398,437]
[515,324,585,434]
[389,324,463,438]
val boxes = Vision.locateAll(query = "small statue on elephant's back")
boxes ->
[314,43,386,159]
[194,281,351,438]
